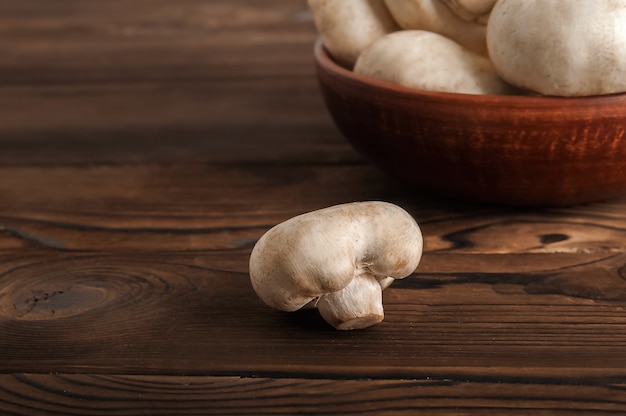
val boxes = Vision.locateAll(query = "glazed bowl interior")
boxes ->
[314,39,626,207]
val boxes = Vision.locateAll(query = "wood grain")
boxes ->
[2,249,626,377]
[0,0,341,166]
[2,0,626,414]
[1,163,626,379]
[1,374,625,415]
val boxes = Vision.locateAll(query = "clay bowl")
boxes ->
[314,39,626,207]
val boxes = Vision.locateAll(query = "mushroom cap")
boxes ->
[248,201,423,312]
[354,30,515,95]
[307,0,399,68]
[440,0,496,22]
[487,0,626,96]
[383,0,488,55]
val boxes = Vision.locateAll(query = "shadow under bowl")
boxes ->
[314,39,626,207]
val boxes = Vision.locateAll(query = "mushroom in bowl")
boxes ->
[314,39,626,206]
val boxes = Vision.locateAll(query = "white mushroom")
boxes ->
[487,0,626,96]
[354,30,515,95]
[307,0,399,68]
[383,0,488,55]
[249,201,423,330]
[440,0,496,23]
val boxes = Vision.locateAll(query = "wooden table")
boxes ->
[1,1,626,414]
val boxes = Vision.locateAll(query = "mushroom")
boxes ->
[354,30,515,95]
[249,201,423,330]
[383,0,488,55]
[439,0,496,23]
[307,0,399,69]
[487,0,626,96]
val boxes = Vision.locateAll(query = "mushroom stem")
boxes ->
[317,272,384,330]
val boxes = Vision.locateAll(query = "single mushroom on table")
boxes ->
[249,201,423,330]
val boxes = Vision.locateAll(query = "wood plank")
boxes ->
[0,57,340,165]
[0,0,315,85]
[1,248,626,377]
[1,164,625,252]
[0,164,390,252]
[0,0,328,166]
[1,374,625,415]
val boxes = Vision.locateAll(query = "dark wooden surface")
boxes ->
[1,1,626,414]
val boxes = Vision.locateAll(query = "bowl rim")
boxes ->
[314,38,626,107]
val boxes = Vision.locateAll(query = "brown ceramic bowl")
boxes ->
[314,39,626,206]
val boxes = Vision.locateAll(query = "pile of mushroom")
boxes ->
[309,0,626,97]
[249,202,423,330]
